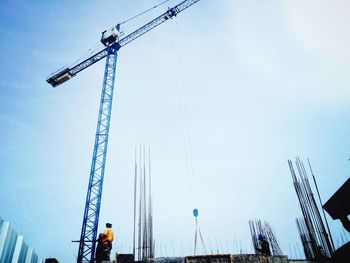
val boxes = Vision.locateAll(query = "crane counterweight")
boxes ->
[46,68,73,87]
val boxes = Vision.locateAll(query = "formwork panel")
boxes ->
[186,254,232,263]
[185,254,289,263]
[232,255,288,263]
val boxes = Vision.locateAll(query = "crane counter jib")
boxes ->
[46,0,201,88]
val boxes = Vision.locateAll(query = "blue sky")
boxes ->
[1,0,350,262]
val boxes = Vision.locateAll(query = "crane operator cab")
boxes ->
[101,24,121,46]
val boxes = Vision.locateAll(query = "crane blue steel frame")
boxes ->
[46,1,201,262]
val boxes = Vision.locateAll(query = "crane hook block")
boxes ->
[101,25,121,46]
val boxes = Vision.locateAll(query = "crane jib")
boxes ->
[46,0,200,88]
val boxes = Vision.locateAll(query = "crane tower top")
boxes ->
[101,24,121,47]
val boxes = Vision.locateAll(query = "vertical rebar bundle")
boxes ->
[296,217,315,259]
[133,145,155,261]
[249,219,283,256]
[288,158,333,260]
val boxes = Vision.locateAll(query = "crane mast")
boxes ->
[77,46,118,263]
[46,1,201,262]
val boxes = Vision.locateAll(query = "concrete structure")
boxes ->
[0,217,43,262]
[186,254,289,263]
[323,178,350,263]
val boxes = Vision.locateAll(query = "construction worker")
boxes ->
[257,234,271,256]
[102,223,114,258]
[95,233,109,263]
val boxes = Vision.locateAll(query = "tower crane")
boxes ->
[46,0,201,262]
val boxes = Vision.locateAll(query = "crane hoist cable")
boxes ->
[169,19,198,208]
[193,209,207,255]
[119,0,173,25]
[70,41,104,68]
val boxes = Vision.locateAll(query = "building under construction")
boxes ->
[1,0,349,261]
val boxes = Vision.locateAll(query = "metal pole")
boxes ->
[307,158,335,252]
[133,147,137,258]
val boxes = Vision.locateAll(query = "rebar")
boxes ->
[249,219,283,256]
[288,158,333,260]
[134,144,155,261]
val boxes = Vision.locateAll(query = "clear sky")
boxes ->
[1,0,350,262]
